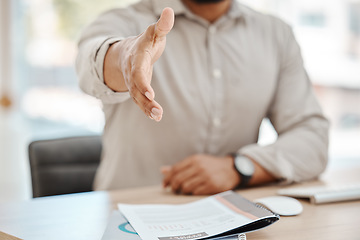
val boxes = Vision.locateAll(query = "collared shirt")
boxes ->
[76,0,329,190]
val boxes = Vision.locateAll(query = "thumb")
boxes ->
[155,7,174,38]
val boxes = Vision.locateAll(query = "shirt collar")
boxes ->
[152,0,250,21]
[228,0,251,20]
[152,0,187,16]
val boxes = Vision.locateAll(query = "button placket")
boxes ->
[209,24,226,154]
[208,25,217,35]
[205,24,225,153]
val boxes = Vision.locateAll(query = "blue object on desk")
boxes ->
[118,222,138,235]
[101,211,141,240]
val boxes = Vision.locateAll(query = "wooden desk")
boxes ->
[0,167,359,240]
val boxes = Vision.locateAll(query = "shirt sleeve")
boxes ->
[75,9,138,104]
[239,25,329,183]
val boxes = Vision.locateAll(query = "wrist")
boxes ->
[225,155,241,189]
[104,39,134,92]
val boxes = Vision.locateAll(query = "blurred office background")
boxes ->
[0,0,359,203]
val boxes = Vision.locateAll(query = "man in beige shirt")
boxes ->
[76,0,329,195]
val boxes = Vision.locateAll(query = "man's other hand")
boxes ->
[103,8,174,121]
[161,154,241,195]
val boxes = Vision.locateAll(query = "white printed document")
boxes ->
[100,211,241,240]
[118,191,279,240]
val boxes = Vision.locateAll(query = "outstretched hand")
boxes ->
[104,8,175,121]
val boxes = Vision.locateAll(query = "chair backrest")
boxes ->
[28,135,102,198]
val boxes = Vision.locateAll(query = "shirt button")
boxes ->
[213,68,222,79]
[106,91,111,95]
[209,26,216,34]
[213,117,221,127]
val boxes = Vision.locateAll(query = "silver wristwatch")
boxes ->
[232,153,255,188]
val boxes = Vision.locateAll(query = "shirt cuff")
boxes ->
[93,36,131,104]
[238,144,293,184]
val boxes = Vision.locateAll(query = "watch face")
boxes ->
[235,156,255,176]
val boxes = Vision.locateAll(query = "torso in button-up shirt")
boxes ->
[76,0,329,190]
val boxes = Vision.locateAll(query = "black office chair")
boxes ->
[28,136,102,198]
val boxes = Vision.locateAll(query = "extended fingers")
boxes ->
[125,54,162,120]
[131,89,163,121]
[130,52,155,100]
